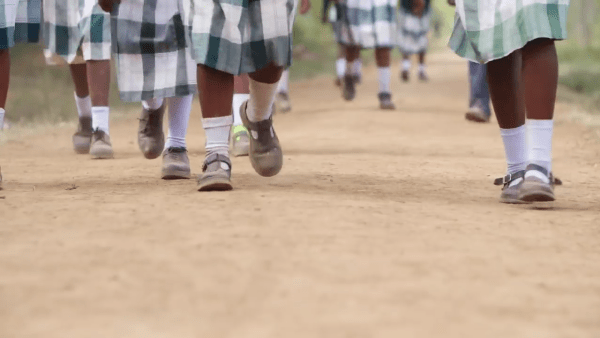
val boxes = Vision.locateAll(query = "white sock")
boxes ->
[232,93,250,126]
[142,98,164,111]
[336,58,346,79]
[526,119,553,183]
[165,94,193,149]
[92,106,110,134]
[352,59,362,76]
[500,125,528,187]
[402,59,411,71]
[202,115,232,158]
[378,67,391,94]
[74,93,92,118]
[0,108,5,130]
[248,78,278,123]
[277,70,289,94]
[418,63,426,74]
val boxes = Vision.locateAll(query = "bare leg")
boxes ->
[522,39,558,120]
[0,50,9,109]
[487,50,525,129]
[69,63,89,98]
[197,65,234,119]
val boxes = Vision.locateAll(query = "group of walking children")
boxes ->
[1,0,570,204]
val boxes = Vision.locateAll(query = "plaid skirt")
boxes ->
[42,0,111,64]
[448,0,570,63]
[190,0,297,75]
[111,0,196,102]
[338,0,398,49]
[0,0,41,50]
[398,8,430,54]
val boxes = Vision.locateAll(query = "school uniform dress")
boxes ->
[42,0,111,64]
[110,0,196,102]
[398,0,431,55]
[338,0,398,49]
[449,0,570,63]
[323,0,345,44]
[0,0,40,50]
[190,0,297,75]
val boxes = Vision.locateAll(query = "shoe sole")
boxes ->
[90,148,114,160]
[465,113,489,123]
[231,146,249,157]
[162,168,191,180]
[519,181,555,202]
[197,177,233,192]
[139,139,165,160]
[73,136,91,154]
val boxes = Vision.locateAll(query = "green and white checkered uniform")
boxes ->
[42,0,111,64]
[398,7,431,55]
[449,0,570,63]
[0,0,41,50]
[111,0,196,102]
[338,0,398,49]
[190,0,298,75]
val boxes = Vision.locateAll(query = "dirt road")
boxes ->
[1,52,599,338]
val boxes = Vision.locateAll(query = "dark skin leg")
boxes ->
[375,48,391,68]
[249,62,284,84]
[522,39,558,120]
[234,74,250,94]
[418,51,426,65]
[69,63,90,98]
[197,65,234,118]
[486,50,526,129]
[86,60,110,106]
[0,49,9,109]
[345,46,361,64]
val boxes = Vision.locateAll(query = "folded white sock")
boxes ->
[277,69,290,94]
[336,58,346,79]
[402,59,411,71]
[248,79,278,123]
[92,106,110,134]
[526,119,553,183]
[378,67,391,94]
[500,125,528,187]
[165,95,193,149]
[202,115,233,158]
[74,93,92,118]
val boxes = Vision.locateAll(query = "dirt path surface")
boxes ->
[1,52,600,338]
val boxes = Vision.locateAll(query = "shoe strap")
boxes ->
[202,153,231,172]
[241,101,273,132]
[494,170,525,186]
[525,163,549,177]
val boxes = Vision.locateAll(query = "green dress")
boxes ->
[448,0,570,63]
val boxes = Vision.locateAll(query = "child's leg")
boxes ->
[418,51,428,81]
[197,64,234,158]
[0,49,9,129]
[487,50,528,202]
[277,69,289,95]
[343,46,361,100]
[275,69,292,113]
[522,39,557,176]
[240,62,285,177]
[376,48,395,110]
[335,44,346,84]
[69,63,94,153]
[87,60,113,159]
[160,94,193,180]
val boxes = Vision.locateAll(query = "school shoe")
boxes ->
[240,100,283,177]
[72,116,93,154]
[518,164,556,202]
[138,103,165,160]
[401,70,410,82]
[197,153,233,191]
[161,147,191,180]
[465,105,490,123]
[378,92,396,110]
[335,77,342,87]
[353,73,362,85]
[418,70,429,82]
[89,129,114,159]
[275,92,292,113]
[230,125,250,157]
[494,170,526,204]
[342,74,356,101]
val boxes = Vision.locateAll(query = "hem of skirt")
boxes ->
[449,34,566,64]
[119,86,198,102]
[194,58,293,76]
[339,43,397,49]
